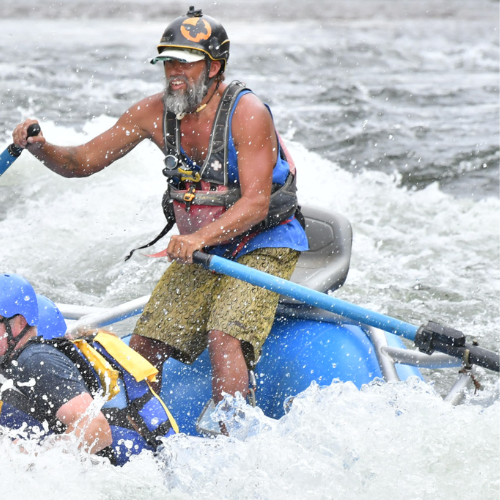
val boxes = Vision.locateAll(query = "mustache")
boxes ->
[167,75,189,88]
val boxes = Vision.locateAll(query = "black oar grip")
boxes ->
[8,123,42,158]
[27,123,41,138]
[416,321,500,372]
[193,251,212,268]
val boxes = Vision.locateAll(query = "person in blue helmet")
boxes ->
[0,273,178,465]
[0,273,112,453]
[36,294,67,340]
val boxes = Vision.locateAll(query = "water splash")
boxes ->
[154,378,500,500]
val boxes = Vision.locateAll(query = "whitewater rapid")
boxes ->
[1,377,498,500]
[0,1,498,497]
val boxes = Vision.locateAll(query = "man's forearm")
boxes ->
[197,195,270,247]
[27,143,95,178]
[56,393,113,453]
[64,412,113,454]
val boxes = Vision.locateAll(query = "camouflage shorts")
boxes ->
[133,247,300,368]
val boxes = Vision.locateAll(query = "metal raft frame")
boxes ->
[58,298,479,406]
[57,206,482,407]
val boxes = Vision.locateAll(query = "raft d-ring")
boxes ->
[247,387,256,408]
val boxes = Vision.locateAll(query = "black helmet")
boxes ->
[151,6,230,71]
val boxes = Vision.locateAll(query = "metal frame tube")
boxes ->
[443,367,477,405]
[365,327,401,382]
[380,346,462,369]
[65,295,150,335]
[56,303,108,320]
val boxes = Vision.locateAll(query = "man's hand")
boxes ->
[166,233,206,264]
[12,119,46,149]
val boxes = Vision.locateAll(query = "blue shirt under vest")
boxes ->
[181,89,309,259]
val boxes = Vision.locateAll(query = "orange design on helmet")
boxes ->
[180,18,212,43]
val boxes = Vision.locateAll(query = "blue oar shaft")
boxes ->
[0,124,41,178]
[200,253,419,341]
[0,147,20,176]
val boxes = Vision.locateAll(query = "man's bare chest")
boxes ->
[179,120,214,165]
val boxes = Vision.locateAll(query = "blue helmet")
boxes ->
[36,295,67,340]
[0,273,38,326]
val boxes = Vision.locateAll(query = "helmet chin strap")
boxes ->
[204,60,217,92]
[0,316,32,365]
[193,60,221,114]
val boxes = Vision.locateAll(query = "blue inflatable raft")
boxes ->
[155,206,422,435]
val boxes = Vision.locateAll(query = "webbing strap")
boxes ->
[146,380,179,434]
[163,81,247,186]
[124,218,175,262]
[0,318,31,369]
[104,391,173,449]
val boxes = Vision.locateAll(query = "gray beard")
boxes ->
[163,68,209,117]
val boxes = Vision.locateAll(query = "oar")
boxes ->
[0,123,41,177]
[193,251,500,372]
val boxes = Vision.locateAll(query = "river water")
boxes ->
[0,0,499,498]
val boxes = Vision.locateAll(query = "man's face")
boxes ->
[0,315,31,356]
[163,58,209,116]
[0,316,10,356]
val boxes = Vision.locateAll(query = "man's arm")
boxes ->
[56,392,112,454]
[166,93,279,262]
[12,94,163,178]
[14,346,113,454]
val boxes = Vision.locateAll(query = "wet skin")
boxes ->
[0,314,112,453]
[12,59,278,264]
[13,57,281,404]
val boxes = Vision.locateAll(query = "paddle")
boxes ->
[0,123,41,177]
[193,251,500,372]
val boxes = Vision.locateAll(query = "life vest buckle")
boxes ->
[178,167,201,183]
[183,185,197,212]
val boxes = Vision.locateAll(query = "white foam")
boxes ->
[0,117,498,498]
[156,379,500,500]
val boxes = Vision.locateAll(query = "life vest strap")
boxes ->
[146,379,179,434]
[72,339,120,401]
[94,332,158,383]
[104,391,172,449]
[124,216,175,262]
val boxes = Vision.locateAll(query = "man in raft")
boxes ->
[0,273,177,465]
[12,7,308,412]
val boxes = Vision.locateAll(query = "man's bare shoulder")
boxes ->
[119,93,164,133]
[232,92,270,123]
[231,91,275,144]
